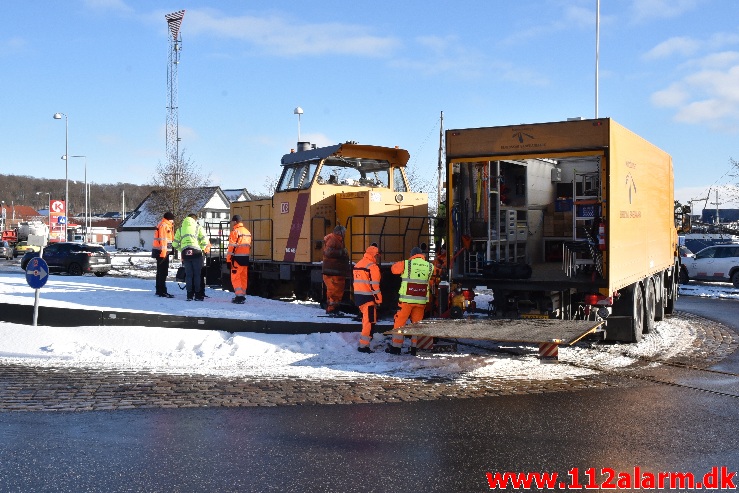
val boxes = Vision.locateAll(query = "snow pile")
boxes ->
[0,253,731,382]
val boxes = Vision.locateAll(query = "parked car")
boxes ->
[680,244,739,287]
[0,241,12,260]
[20,242,111,276]
[13,241,41,258]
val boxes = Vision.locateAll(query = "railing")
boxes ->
[345,214,432,263]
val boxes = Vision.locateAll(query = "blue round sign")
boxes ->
[26,257,49,289]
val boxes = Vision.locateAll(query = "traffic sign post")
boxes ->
[25,257,49,326]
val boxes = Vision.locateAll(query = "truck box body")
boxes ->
[445,118,678,341]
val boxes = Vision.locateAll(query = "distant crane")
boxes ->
[165,10,185,170]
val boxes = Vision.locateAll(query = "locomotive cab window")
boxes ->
[315,157,390,188]
[277,162,318,191]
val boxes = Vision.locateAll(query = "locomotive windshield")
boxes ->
[276,157,391,192]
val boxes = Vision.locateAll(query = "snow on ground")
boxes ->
[0,253,736,382]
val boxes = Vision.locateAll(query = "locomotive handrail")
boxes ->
[243,218,273,261]
[345,214,432,262]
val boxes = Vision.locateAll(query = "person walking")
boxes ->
[322,225,350,315]
[173,213,208,301]
[227,214,251,304]
[352,243,382,353]
[152,211,175,298]
[387,246,433,356]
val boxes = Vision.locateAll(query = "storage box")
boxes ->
[576,204,600,218]
[554,199,573,212]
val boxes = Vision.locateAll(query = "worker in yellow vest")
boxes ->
[387,246,433,356]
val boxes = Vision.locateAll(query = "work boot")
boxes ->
[159,292,174,299]
[385,346,402,355]
[407,347,418,357]
[187,291,194,301]
[194,295,204,301]
[231,296,246,304]
[357,346,373,354]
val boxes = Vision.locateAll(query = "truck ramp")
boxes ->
[386,318,603,345]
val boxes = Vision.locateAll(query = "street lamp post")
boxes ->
[53,113,69,241]
[70,155,87,242]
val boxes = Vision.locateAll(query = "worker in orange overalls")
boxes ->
[352,243,382,353]
[227,214,252,304]
[152,211,175,298]
[388,246,433,356]
[322,225,350,315]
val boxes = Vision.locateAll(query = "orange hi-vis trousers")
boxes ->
[323,274,345,313]
[358,301,377,348]
[391,302,425,349]
[231,264,248,297]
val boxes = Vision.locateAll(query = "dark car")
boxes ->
[20,242,111,276]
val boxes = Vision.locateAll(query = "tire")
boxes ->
[679,267,689,285]
[68,263,83,276]
[644,278,656,334]
[94,271,107,277]
[632,283,645,342]
[732,271,739,289]
[665,264,678,315]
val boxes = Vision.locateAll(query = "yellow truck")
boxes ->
[230,141,429,306]
[443,118,679,342]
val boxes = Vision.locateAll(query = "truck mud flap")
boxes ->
[602,315,634,342]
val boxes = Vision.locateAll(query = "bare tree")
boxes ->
[148,150,211,223]
[730,157,739,204]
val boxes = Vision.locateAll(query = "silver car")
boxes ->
[680,244,739,288]
[0,241,13,260]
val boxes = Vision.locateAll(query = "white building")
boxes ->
[116,187,232,250]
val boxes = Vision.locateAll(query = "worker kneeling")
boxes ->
[353,244,382,354]
[389,246,433,356]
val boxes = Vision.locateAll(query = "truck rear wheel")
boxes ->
[612,283,644,343]
[665,264,678,315]
[632,283,645,342]
[644,278,656,334]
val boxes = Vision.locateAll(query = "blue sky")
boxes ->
[2,0,738,209]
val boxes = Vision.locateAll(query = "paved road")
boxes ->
[0,296,737,492]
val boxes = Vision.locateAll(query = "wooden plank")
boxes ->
[384,317,603,346]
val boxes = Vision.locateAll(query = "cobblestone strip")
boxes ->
[0,363,626,412]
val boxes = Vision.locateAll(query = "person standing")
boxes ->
[322,225,350,315]
[227,214,252,304]
[352,243,382,353]
[428,247,448,316]
[152,211,175,298]
[173,213,208,301]
[387,246,433,356]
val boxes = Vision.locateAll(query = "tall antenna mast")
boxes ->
[165,10,185,172]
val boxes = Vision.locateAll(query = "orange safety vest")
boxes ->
[153,218,174,258]
[352,246,382,306]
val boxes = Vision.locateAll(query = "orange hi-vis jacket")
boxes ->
[153,218,174,258]
[227,222,252,265]
[352,245,382,307]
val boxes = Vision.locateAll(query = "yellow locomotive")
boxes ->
[226,141,430,308]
